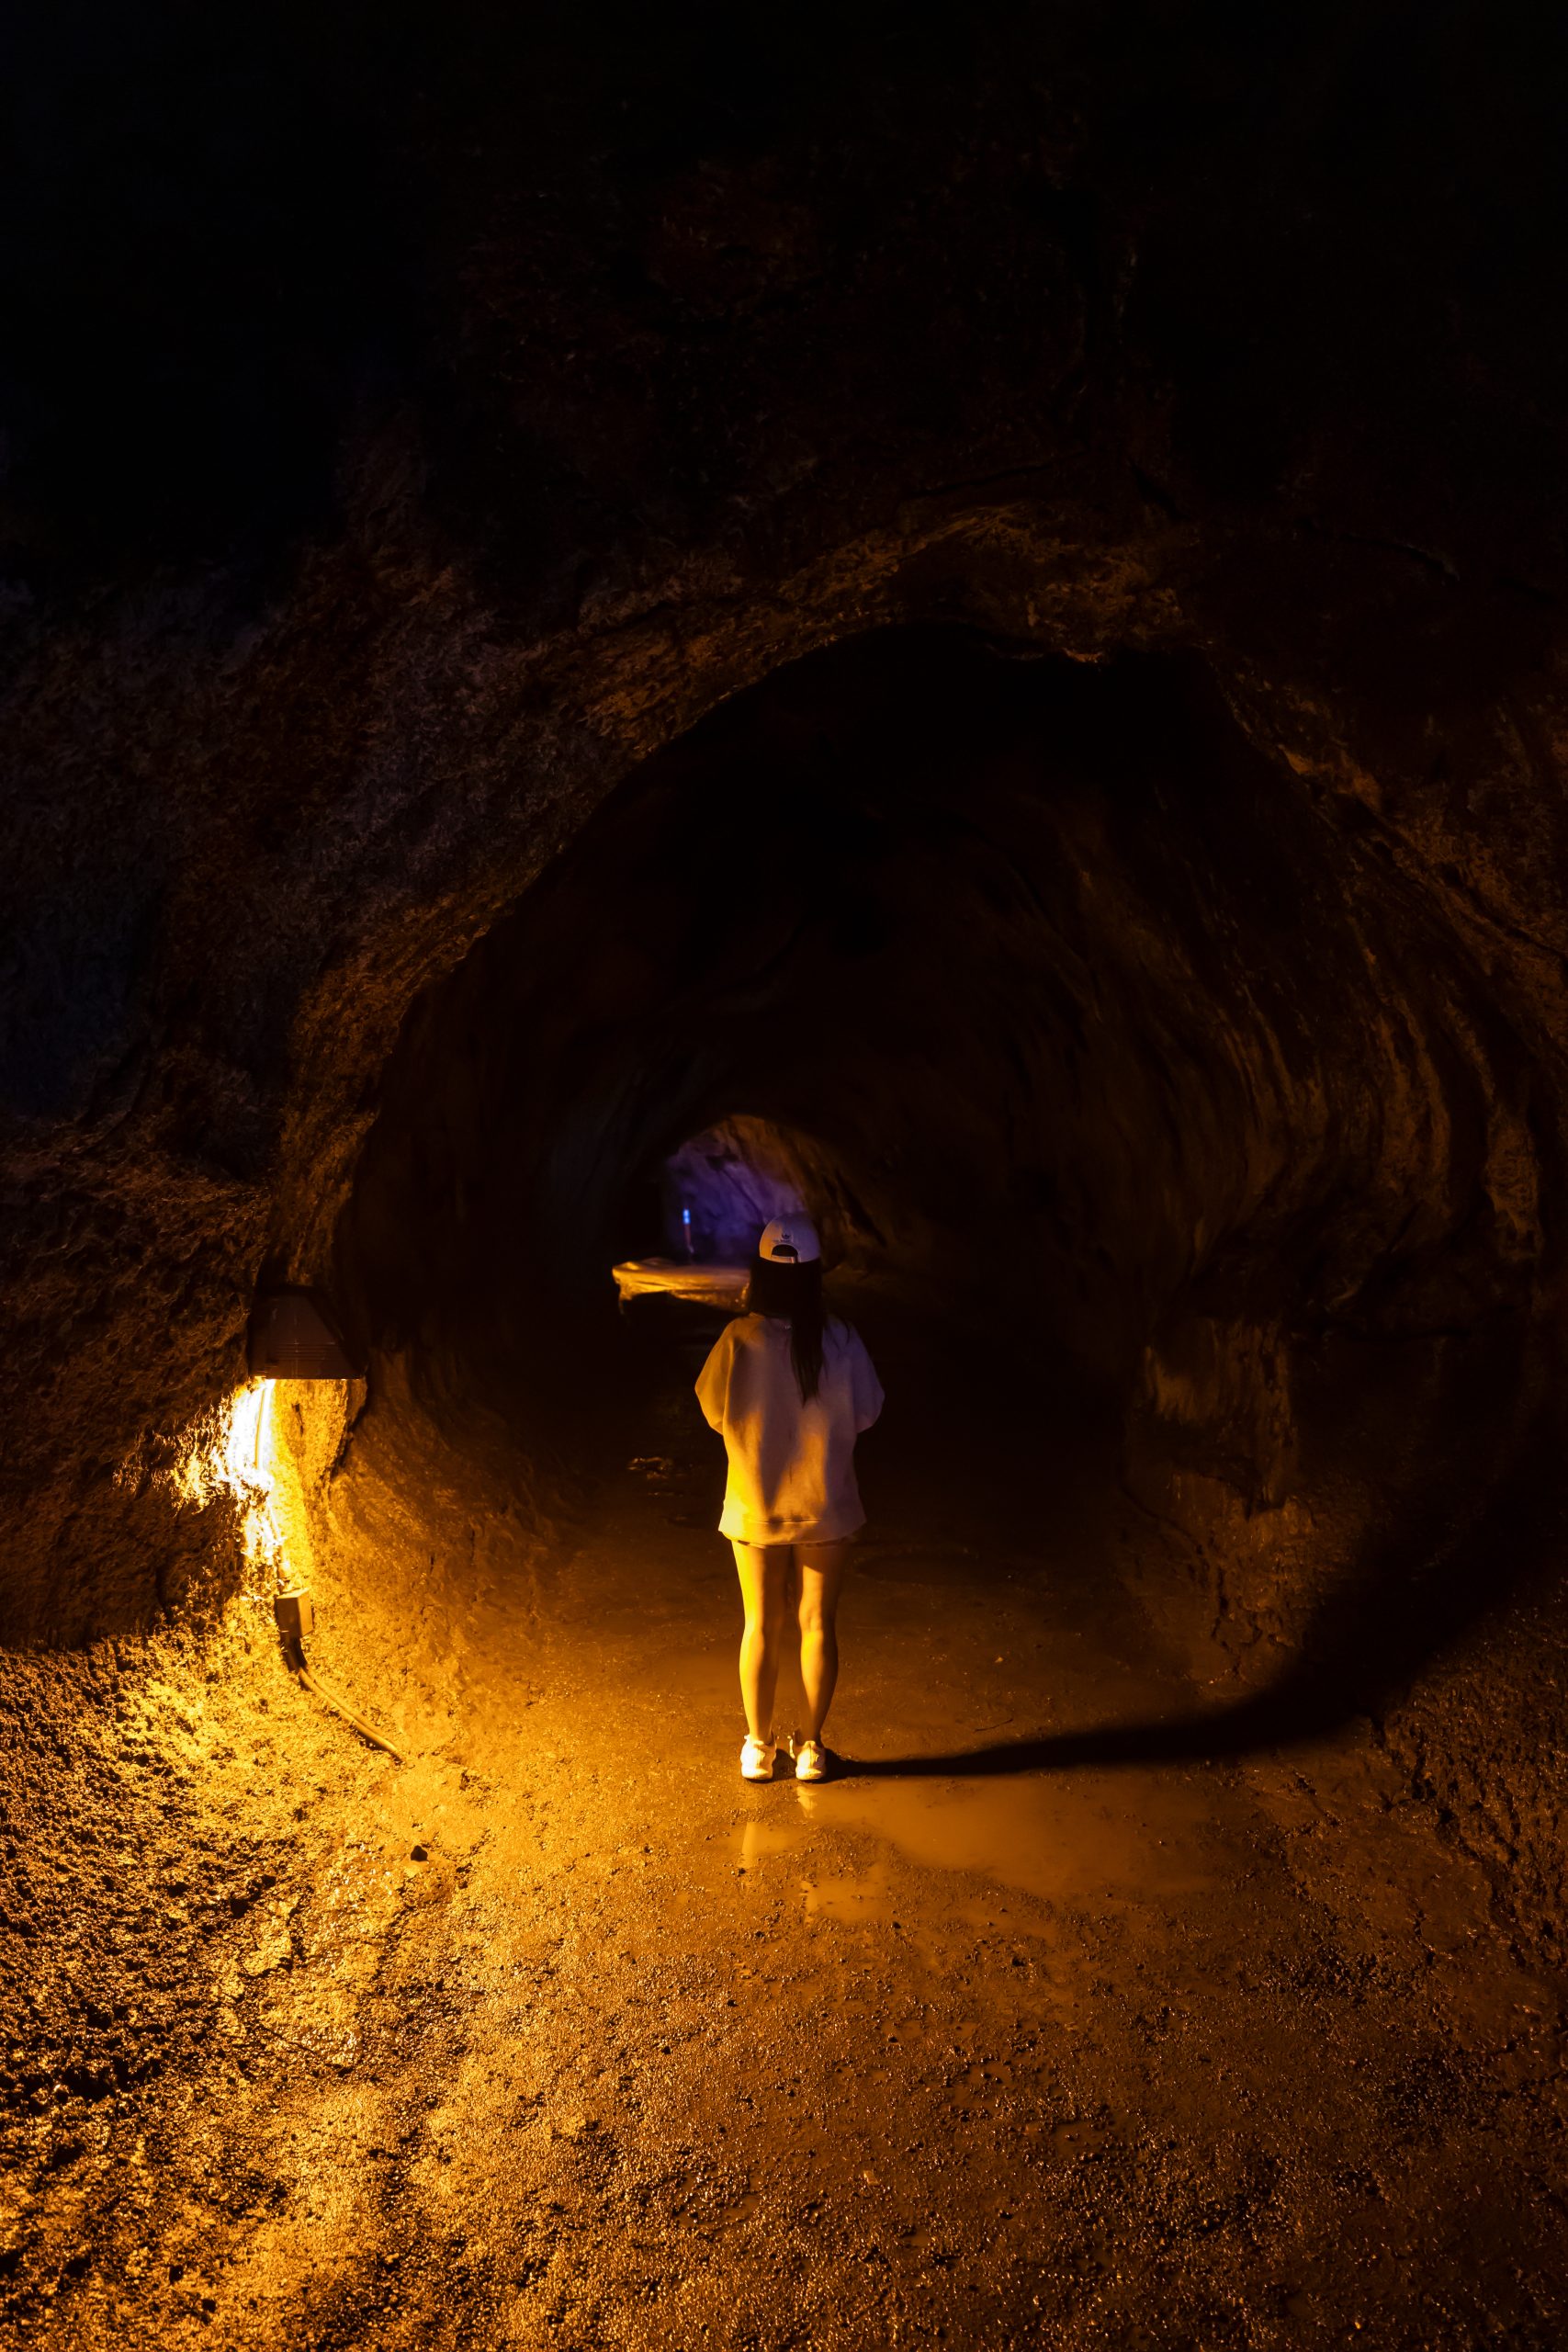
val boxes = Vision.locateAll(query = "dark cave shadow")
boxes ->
[838,1330,1565,1782]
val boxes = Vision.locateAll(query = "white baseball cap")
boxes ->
[758,1216,820,1264]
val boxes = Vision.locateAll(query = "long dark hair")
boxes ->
[746,1252,827,1402]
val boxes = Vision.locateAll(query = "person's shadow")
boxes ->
[840,1319,1563,1781]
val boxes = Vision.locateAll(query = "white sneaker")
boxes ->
[795,1739,829,1782]
[740,1735,778,1781]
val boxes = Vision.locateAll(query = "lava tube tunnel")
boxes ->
[5,12,1568,2346]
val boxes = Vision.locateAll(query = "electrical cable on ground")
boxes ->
[274,1588,407,1764]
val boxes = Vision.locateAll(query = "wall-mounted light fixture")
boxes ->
[247,1287,359,1381]
[239,1287,401,1762]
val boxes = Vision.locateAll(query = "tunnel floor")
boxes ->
[7,1313,1567,2350]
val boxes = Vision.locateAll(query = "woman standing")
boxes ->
[695,1217,884,1781]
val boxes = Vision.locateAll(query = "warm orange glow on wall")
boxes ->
[165,1374,403,1758]
[171,1375,348,1586]
[173,1375,286,1584]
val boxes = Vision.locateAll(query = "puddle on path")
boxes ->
[736,1768,1235,1909]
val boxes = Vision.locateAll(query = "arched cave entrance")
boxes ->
[299,621,1544,1754]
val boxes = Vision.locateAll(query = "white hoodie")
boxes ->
[695,1314,884,1545]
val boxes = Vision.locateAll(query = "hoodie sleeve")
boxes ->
[694,1322,738,1431]
[847,1329,885,1432]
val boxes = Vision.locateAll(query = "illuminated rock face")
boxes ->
[2,12,1567,1928]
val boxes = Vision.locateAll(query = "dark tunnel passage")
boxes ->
[349,621,1499,1395]
[333,623,1552,1729]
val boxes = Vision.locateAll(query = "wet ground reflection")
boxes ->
[742,1770,1231,1906]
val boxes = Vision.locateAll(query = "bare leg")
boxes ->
[796,1542,850,1743]
[732,1542,792,1742]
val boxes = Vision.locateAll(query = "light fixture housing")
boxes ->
[247,1287,359,1381]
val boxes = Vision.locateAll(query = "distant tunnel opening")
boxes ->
[658,1117,816,1267]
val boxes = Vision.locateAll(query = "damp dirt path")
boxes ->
[7,1317,1568,2351]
